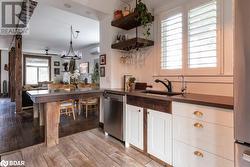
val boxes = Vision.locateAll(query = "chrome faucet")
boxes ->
[155,79,172,93]
[179,75,187,94]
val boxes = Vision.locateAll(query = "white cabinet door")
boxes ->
[147,109,172,165]
[126,104,144,150]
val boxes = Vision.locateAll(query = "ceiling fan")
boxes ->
[43,48,59,57]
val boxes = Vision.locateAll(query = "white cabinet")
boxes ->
[173,115,234,160]
[172,102,234,167]
[147,109,172,165]
[173,141,234,167]
[126,104,144,150]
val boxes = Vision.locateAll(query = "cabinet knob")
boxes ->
[138,110,141,112]
[194,151,204,158]
[194,122,204,128]
[193,111,203,117]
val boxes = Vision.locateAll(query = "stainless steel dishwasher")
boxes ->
[104,91,125,141]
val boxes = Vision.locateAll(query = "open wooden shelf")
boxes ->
[111,37,154,51]
[111,12,154,30]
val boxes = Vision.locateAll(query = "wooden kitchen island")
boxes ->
[27,88,104,147]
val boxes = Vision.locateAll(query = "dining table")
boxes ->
[27,87,104,147]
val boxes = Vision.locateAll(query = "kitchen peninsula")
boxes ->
[27,88,104,147]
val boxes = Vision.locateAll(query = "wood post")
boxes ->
[39,103,45,126]
[15,35,22,112]
[9,47,15,102]
[44,102,60,147]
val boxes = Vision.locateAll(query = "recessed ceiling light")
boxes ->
[64,3,71,8]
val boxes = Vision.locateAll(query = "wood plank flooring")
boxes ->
[0,98,99,154]
[0,129,164,167]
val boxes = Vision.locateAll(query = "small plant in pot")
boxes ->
[62,62,69,72]
[127,77,136,91]
[135,0,153,38]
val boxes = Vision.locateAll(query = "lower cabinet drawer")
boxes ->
[173,115,234,161]
[173,141,234,167]
[172,102,233,127]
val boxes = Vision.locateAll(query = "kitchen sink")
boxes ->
[141,90,182,96]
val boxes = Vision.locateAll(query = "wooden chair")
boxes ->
[77,83,98,89]
[48,84,76,122]
[48,83,64,89]
[78,98,98,118]
[59,99,75,121]
[77,83,99,117]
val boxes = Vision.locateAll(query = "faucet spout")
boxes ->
[155,79,172,92]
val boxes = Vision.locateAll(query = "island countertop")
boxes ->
[27,88,104,103]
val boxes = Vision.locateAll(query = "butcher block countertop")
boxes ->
[171,93,233,110]
[104,89,234,110]
[27,88,104,103]
[27,88,233,109]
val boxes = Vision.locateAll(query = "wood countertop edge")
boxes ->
[125,91,233,110]
[170,98,234,110]
[27,88,233,109]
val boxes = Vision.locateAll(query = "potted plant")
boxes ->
[92,63,100,86]
[62,62,68,72]
[135,0,153,38]
[127,77,136,91]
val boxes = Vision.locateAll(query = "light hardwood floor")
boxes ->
[0,128,164,167]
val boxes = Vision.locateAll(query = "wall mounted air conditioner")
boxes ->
[90,46,100,55]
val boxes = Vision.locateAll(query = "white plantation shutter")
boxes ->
[188,0,218,68]
[161,13,183,69]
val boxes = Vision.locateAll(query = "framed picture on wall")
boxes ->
[100,54,106,65]
[54,68,60,76]
[79,62,89,74]
[54,61,60,66]
[100,67,105,77]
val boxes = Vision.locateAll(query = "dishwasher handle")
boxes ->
[104,93,124,102]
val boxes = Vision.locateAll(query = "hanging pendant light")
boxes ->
[61,26,81,60]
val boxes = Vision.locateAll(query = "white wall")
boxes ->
[78,44,100,75]
[50,55,64,82]
[100,0,234,97]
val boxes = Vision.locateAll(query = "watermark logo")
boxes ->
[0,0,30,35]
[0,160,25,166]
[0,160,8,167]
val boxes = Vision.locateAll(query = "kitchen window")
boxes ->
[24,55,51,85]
[188,0,217,68]
[159,0,220,74]
[161,13,183,70]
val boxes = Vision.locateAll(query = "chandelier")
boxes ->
[61,26,81,60]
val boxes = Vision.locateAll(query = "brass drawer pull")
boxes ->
[194,151,204,158]
[193,111,203,117]
[194,122,204,128]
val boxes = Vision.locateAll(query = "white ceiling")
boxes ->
[0,0,178,53]
[22,3,100,54]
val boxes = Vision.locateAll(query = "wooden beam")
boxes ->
[9,47,15,102]
[0,50,1,95]
[44,102,60,147]
[18,0,38,26]
[15,35,22,112]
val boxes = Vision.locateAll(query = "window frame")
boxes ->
[23,55,51,85]
[157,0,223,76]
[157,7,184,75]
